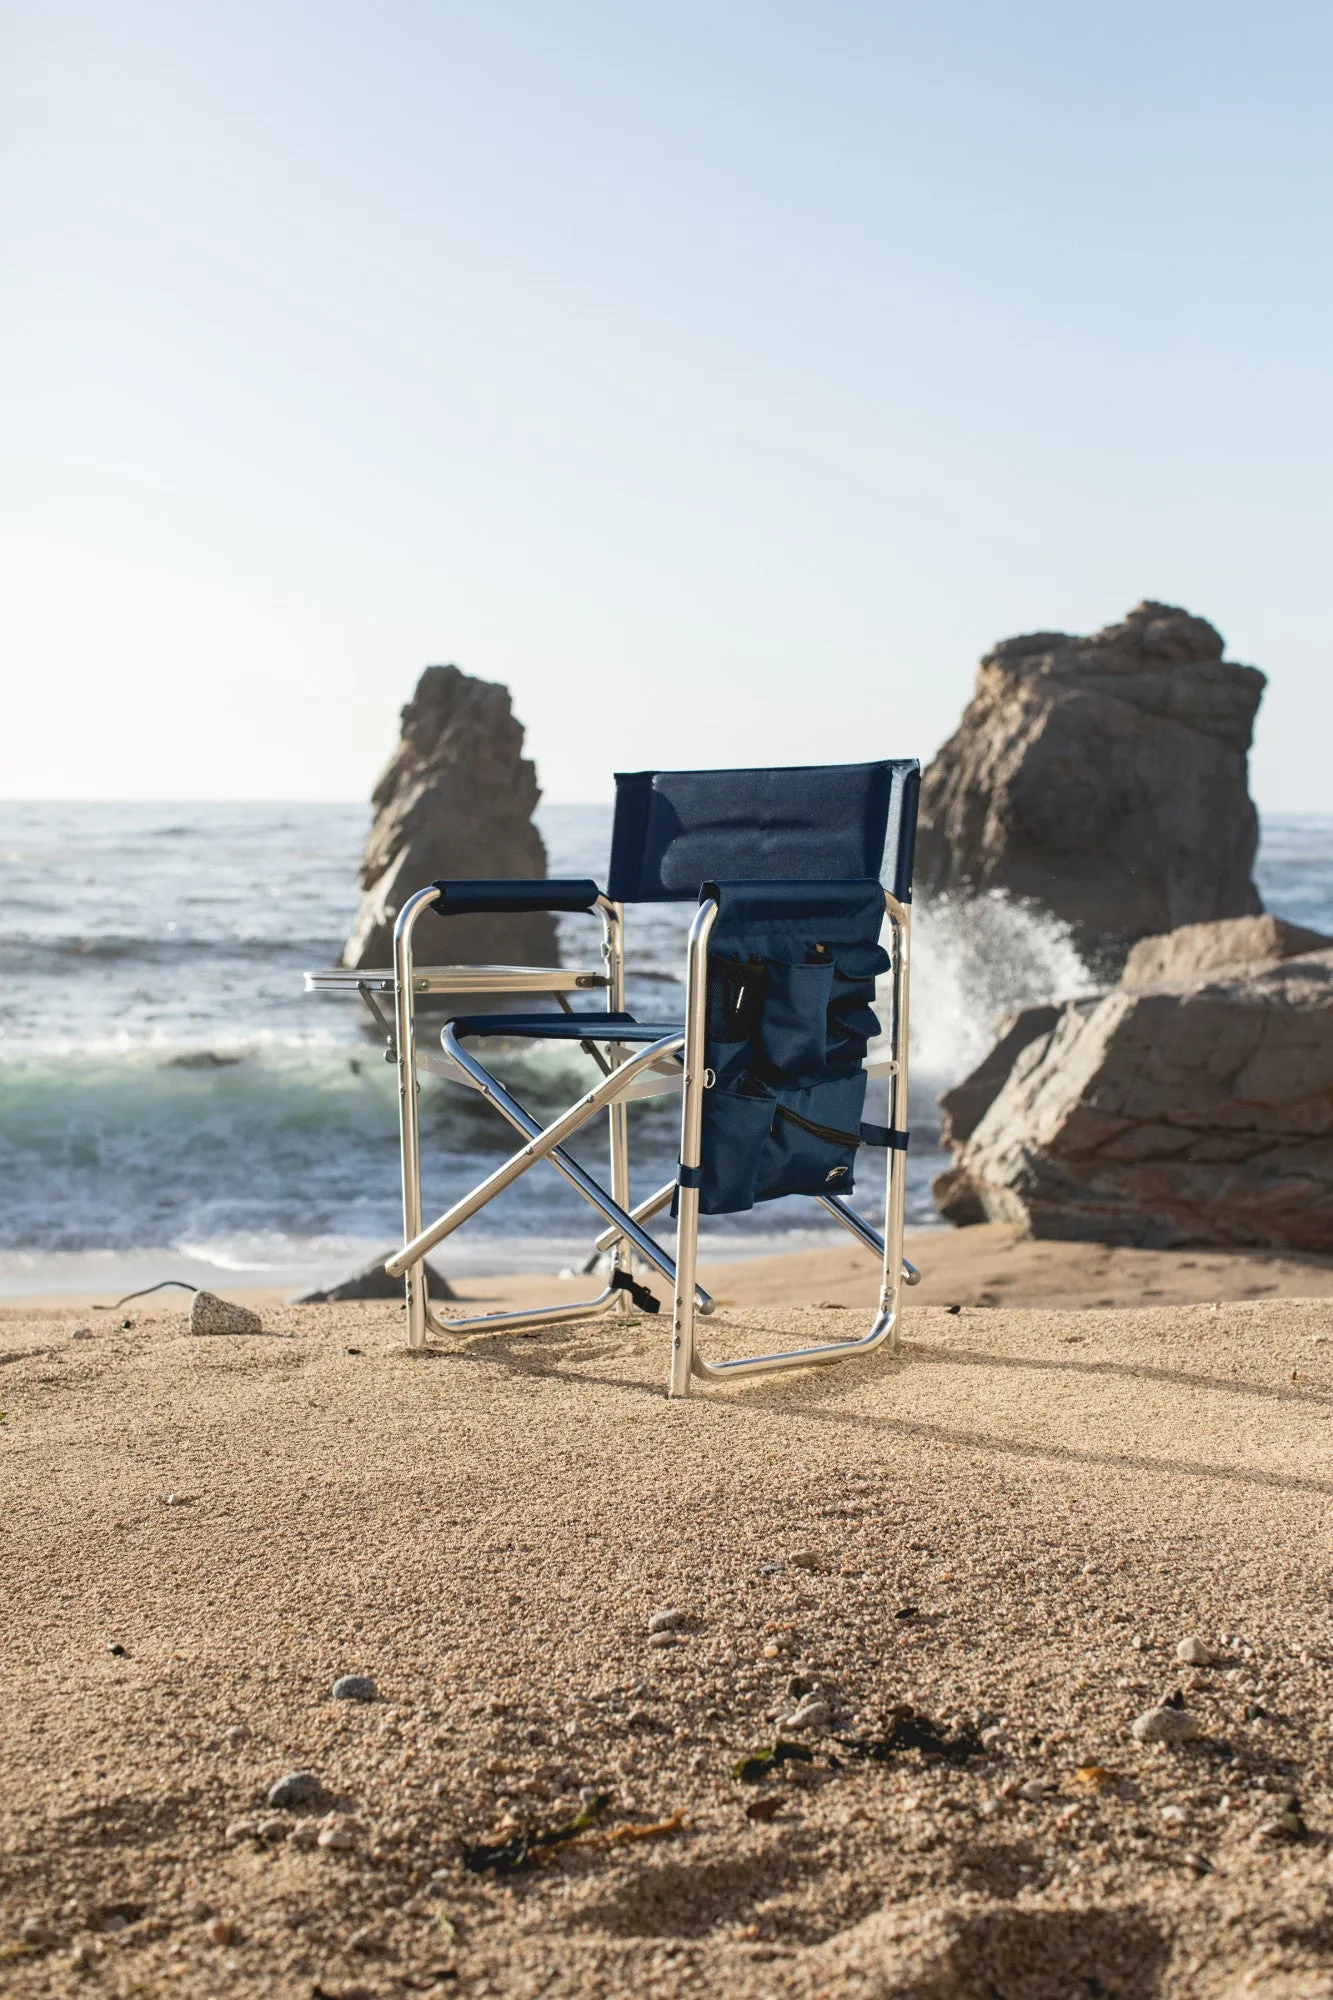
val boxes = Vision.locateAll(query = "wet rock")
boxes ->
[298,1254,455,1304]
[934,945,1333,1250]
[190,1291,263,1336]
[1130,1705,1199,1745]
[266,1770,325,1809]
[332,1674,378,1703]
[341,664,557,972]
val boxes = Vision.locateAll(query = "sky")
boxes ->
[1,1,1330,807]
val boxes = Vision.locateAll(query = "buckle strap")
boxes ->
[609,1269,661,1314]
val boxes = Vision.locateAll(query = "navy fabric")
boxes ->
[691,878,892,1216]
[450,1011,681,1042]
[607,762,919,904]
[430,877,601,916]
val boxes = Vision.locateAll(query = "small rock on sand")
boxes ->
[223,1724,250,1748]
[190,1292,263,1337]
[1131,1706,1199,1744]
[266,1770,325,1809]
[72,1328,92,1340]
[1175,1636,1215,1665]
[316,1814,360,1850]
[332,1674,378,1703]
[648,1608,683,1634]
[788,1551,821,1572]
[788,1698,831,1732]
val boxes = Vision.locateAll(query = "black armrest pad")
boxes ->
[429,878,602,916]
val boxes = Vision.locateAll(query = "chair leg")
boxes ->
[669,897,720,1397]
[391,886,443,1352]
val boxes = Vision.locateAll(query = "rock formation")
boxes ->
[342,666,557,971]
[1119,913,1331,989]
[297,1253,455,1303]
[932,917,1333,1249]
[915,602,1266,963]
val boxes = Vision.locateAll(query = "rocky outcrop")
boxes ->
[297,1254,455,1303]
[1120,914,1330,988]
[916,602,1266,962]
[937,1004,1062,1149]
[933,930,1333,1249]
[343,666,557,971]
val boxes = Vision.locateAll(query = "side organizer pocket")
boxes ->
[754,1072,869,1202]
[826,940,892,1068]
[754,956,836,1084]
[698,1082,778,1216]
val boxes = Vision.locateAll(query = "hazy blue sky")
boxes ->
[2,1,1329,805]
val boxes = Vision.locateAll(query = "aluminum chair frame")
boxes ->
[383,881,915,1396]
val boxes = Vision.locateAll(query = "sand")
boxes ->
[3,1251,1333,1998]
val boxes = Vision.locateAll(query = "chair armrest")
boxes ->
[429,878,603,916]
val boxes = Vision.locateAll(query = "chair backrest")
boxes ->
[606,761,919,905]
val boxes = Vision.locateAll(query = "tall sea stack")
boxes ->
[342,665,557,970]
[914,602,1266,964]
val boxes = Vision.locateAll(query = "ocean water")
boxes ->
[1,804,1328,1296]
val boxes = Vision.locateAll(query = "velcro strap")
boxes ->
[610,1269,661,1314]
[859,1124,910,1151]
[677,1162,703,1188]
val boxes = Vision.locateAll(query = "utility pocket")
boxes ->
[755,1073,868,1201]
[698,1084,779,1215]
[826,941,891,1067]
[754,956,836,1085]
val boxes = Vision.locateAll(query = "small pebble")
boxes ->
[1175,1636,1215,1666]
[224,1819,258,1842]
[1018,1779,1049,1802]
[317,1814,360,1850]
[190,1291,263,1336]
[332,1674,378,1703]
[787,1698,831,1733]
[1131,1706,1199,1745]
[208,1918,236,1946]
[223,1723,250,1748]
[287,1819,322,1849]
[647,1632,677,1650]
[106,1643,127,1658]
[648,1607,683,1634]
[266,1770,324,1809]
[1160,1804,1188,1823]
[71,1328,92,1341]
[787,1551,821,1572]
[19,1919,52,1946]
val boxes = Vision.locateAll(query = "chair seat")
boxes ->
[450,1010,683,1042]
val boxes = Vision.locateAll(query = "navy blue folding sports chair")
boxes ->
[384,760,920,1396]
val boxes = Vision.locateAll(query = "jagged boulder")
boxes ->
[343,665,557,970]
[916,602,1266,961]
[1120,913,1331,988]
[933,937,1333,1249]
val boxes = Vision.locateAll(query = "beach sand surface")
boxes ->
[3,1277,1332,1997]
